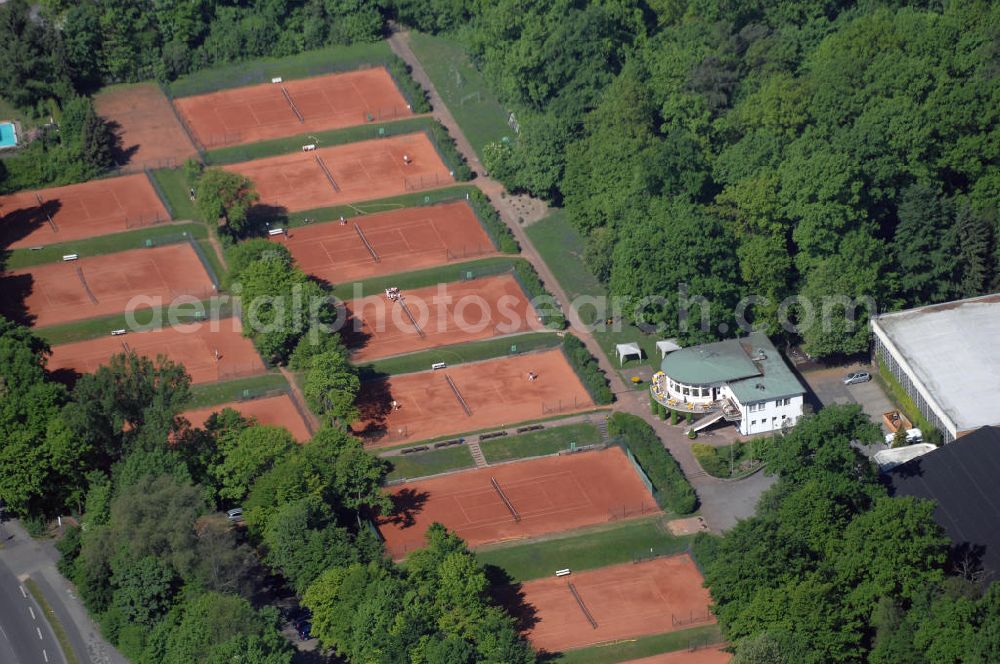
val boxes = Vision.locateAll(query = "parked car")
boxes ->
[843,371,872,385]
[885,428,923,446]
[226,508,244,522]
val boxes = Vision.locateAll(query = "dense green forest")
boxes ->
[694,405,1000,663]
[0,313,533,663]
[392,0,1000,356]
[4,0,996,355]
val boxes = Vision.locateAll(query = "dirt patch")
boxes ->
[94,83,198,171]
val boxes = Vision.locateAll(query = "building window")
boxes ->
[775,397,791,407]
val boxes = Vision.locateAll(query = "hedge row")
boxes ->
[467,189,518,253]
[608,413,698,514]
[424,123,473,181]
[561,334,613,404]
[513,262,567,330]
[385,55,432,114]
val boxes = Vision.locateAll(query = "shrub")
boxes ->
[386,56,431,113]
[514,261,567,330]
[608,413,697,514]
[561,334,613,404]
[424,123,472,181]
[467,189,519,253]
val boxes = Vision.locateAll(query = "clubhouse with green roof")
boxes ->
[650,331,806,436]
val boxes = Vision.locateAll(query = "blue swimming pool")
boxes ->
[0,122,18,148]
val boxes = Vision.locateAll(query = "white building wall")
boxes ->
[725,390,804,436]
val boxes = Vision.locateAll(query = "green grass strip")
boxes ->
[3,223,207,270]
[477,516,689,583]
[283,185,475,228]
[167,42,394,98]
[204,116,438,165]
[35,299,227,346]
[24,578,81,664]
[331,255,517,300]
[357,332,559,378]
[550,625,725,663]
[149,167,200,221]
[408,31,511,161]
[385,444,475,482]
[524,209,606,302]
[479,422,600,463]
[187,372,290,410]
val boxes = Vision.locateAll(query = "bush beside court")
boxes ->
[608,413,697,515]
[561,334,613,404]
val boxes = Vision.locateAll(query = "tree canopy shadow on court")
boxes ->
[382,488,430,529]
[0,198,64,249]
[351,377,394,440]
[485,565,540,634]
[0,272,37,327]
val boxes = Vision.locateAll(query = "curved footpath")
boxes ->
[387,28,775,531]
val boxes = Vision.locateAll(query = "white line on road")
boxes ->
[43,648,49,662]
[0,624,8,641]
[29,606,36,620]
[36,626,42,640]
[18,585,26,599]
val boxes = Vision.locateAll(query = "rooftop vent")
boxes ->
[751,349,767,361]
[755,383,766,390]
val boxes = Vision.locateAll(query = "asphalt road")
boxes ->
[0,554,64,664]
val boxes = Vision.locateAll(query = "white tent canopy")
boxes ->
[616,342,643,366]
[656,339,682,358]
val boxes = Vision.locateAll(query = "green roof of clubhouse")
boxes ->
[660,332,805,403]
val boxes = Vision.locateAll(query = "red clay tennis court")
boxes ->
[378,446,656,558]
[623,648,732,664]
[182,394,313,442]
[0,244,215,328]
[223,133,452,213]
[345,274,539,361]
[522,555,715,653]
[280,201,495,283]
[47,320,265,385]
[353,349,594,447]
[174,68,413,148]
[0,174,171,250]
[94,83,198,171]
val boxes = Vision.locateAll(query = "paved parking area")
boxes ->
[799,364,896,433]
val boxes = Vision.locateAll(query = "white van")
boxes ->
[885,428,923,445]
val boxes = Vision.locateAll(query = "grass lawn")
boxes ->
[284,185,475,228]
[480,422,601,463]
[357,332,560,378]
[150,167,200,221]
[525,209,605,302]
[187,372,289,409]
[549,625,724,664]
[477,516,688,583]
[167,43,394,98]
[525,210,660,383]
[384,444,476,482]
[408,31,510,161]
[3,223,208,270]
[204,116,437,165]
[331,255,517,299]
[35,299,226,345]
